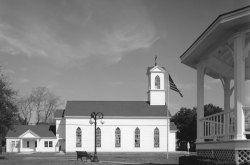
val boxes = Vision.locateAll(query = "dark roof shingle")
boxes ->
[64,101,170,117]
[6,125,56,138]
[54,109,65,118]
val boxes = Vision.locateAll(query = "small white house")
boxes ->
[6,125,57,152]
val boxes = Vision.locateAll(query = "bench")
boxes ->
[76,151,92,161]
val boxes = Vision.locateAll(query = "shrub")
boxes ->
[240,163,250,165]
[179,155,199,165]
[179,155,237,165]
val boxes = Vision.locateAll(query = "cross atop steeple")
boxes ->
[154,55,157,66]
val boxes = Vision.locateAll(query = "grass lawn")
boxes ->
[0,152,189,165]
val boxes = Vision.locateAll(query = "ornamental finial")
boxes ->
[154,55,158,66]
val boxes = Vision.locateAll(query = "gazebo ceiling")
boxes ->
[181,6,250,80]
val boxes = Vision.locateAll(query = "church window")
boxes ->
[155,75,160,89]
[135,127,140,147]
[96,127,101,147]
[115,127,121,147]
[154,127,159,148]
[76,127,82,147]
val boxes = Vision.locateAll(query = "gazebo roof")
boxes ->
[180,6,250,79]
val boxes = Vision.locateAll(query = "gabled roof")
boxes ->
[147,65,166,75]
[6,125,56,138]
[54,109,65,118]
[180,5,250,69]
[64,101,171,117]
[19,130,40,138]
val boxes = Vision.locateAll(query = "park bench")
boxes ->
[76,151,92,161]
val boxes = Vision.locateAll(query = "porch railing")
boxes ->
[201,110,235,141]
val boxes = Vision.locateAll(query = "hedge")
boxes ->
[179,156,236,165]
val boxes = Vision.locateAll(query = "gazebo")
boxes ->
[181,6,250,164]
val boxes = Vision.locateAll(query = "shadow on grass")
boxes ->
[69,160,178,165]
[124,164,177,165]
[0,155,6,160]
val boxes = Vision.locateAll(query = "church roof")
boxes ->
[63,101,170,117]
[54,109,65,118]
[6,125,56,138]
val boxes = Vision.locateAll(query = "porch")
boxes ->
[180,6,250,165]
[19,138,38,152]
[197,107,250,164]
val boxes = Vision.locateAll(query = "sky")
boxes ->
[0,0,250,115]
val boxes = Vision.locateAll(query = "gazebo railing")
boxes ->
[201,110,235,140]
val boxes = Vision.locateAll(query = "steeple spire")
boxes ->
[154,55,158,66]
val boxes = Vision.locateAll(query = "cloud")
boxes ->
[176,82,211,91]
[0,23,47,57]
[167,103,182,115]
[209,79,221,84]
[247,97,250,102]
[80,25,159,63]
[109,81,123,86]
[176,83,195,90]
[0,0,158,66]
[17,77,29,84]
[2,68,15,74]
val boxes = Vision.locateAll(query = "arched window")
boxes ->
[154,127,159,148]
[115,127,121,147]
[96,127,101,147]
[76,127,81,147]
[155,75,160,89]
[135,127,140,147]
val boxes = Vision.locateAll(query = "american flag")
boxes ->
[169,75,183,97]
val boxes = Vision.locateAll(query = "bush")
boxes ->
[179,156,237,165]
[240,163,250,165]
[179,156,199,165]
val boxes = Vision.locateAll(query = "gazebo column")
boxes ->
[233,32,246,140]
[197,63,205,142]
[221,77,231,139]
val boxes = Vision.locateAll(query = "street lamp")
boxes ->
[89,112,104,162]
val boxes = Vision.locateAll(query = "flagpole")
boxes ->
[167,72,169,160]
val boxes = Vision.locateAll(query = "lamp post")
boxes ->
[89,112,104,162]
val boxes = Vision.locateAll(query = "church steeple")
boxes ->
[147,57,166,105]
[154,55,158,66]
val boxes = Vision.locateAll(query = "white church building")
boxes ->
[6,63,177,153]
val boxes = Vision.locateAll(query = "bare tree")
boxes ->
[30,87,47,124]
[43,92,60,123]
[30,87,60,124]
[17,95,33,125]
[18,86,61,125]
